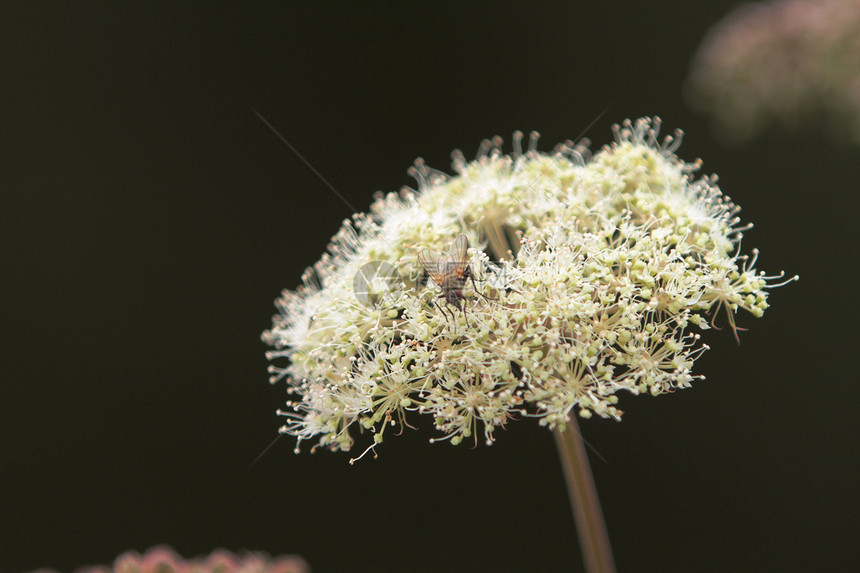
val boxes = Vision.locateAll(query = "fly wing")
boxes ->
[449,234,469,275]
[418,248,446,286]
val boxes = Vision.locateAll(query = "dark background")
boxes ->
[3,2,857,572]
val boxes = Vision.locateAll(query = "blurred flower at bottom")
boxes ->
[24,545,310,573]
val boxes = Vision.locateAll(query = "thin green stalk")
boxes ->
[553,415,616,573]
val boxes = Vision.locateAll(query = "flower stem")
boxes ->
[553,415,616,573]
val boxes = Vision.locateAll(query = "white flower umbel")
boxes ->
[263,118,796,460]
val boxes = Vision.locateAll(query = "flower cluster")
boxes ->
[686,0,860,144]
[263,118,795,460]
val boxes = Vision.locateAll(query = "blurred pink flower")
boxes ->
[687,0,860,144]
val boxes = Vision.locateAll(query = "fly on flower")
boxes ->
[418,235,492,320]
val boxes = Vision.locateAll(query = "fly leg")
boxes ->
[469,273,497,303]
[433,296,455,324]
